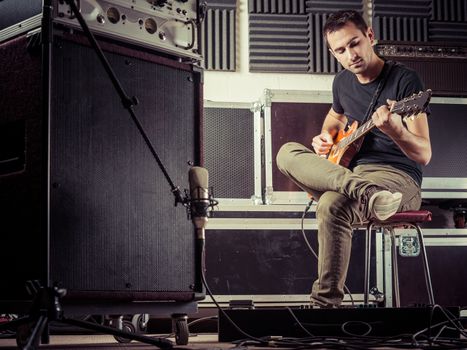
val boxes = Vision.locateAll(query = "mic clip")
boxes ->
[172,186,189,207]
[185,187,218,220]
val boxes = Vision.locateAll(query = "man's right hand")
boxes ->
[311,132,334,156]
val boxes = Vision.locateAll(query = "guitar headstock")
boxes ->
[391,89,432,120]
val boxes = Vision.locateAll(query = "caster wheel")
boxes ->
[114,320,136,343]
[131,314,148,332]
[174,318,189,345]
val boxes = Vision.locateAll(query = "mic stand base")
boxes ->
[0,284,173,350]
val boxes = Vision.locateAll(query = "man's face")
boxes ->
[326,22,375,75]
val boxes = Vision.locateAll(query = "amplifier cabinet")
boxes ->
[201,205,383,307]
[0,31,203,311]
[262,89,467,205]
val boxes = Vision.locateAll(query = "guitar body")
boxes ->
[327,121,363,167]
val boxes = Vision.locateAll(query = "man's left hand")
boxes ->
[372,99,404,139]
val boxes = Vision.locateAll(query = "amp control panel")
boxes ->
[375,41,467,59]
[54,0,202,61]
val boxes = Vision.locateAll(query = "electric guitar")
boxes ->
[326,89,432,167]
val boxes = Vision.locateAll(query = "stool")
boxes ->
[361,210,435,307]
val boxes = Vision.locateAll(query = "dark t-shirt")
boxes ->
[332,61,428,186]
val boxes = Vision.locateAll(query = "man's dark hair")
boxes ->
[323,10,368,45]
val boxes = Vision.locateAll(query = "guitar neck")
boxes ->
[338,118,376,150]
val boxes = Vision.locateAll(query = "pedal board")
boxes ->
[218,306,460,341]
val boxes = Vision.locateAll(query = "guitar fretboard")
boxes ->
[335,98,419,151]
[336,119,375,150]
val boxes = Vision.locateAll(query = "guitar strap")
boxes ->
[352,60,395,153]
[361,60,395,124]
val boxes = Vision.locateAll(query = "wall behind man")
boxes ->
[203,0,336,102]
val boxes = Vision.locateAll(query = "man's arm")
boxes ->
[372,102,432,166]
[311,107,348,155]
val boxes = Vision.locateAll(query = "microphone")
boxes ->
[188,166,212,240]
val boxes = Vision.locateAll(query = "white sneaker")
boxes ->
[368,190,402,221]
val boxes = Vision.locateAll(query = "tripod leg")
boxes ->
[41,323,50,345]
[19,315,47,350]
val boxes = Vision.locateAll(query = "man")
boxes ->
[276,10,431,307]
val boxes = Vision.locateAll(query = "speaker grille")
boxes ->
[204,106,255,199]
[49,38,200,293]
